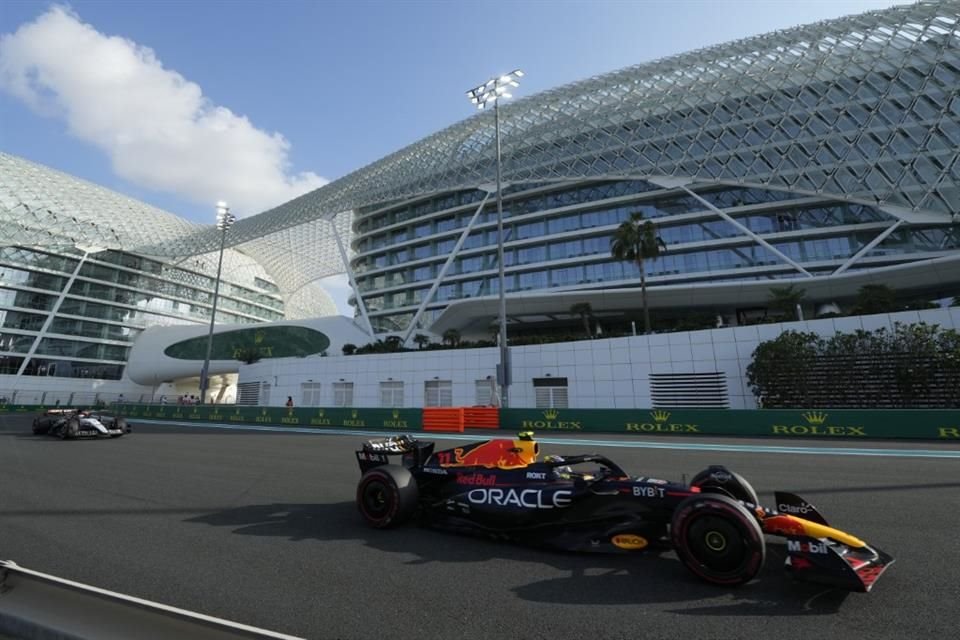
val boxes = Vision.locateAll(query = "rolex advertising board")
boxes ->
[114,404,422,431]
[6,403,956,440]
[501,407,960,440]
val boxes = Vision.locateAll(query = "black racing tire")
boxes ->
[60,417,80,440]
[32,418,50,435]
[671,494,765,587]
[691,466,760,507]
[111,417,129,437]
[356,465,418,529]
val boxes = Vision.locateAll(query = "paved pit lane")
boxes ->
[1,415,957,639]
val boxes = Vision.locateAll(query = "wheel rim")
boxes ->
[704,530,727,552]
[687,516,745,573]
[361,480,391,519]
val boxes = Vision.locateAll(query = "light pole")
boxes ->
[467,69,523,409]
[199,201,236,404]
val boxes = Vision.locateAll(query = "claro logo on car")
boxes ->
[467,488,573,509]
[778,502,814,515]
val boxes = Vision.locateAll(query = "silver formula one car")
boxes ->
[32,408,131,439]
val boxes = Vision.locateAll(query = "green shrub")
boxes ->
[747,322,960,408]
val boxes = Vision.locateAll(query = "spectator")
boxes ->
[160,396,167,405]
[286,396,294,408]
[117,393,125,405]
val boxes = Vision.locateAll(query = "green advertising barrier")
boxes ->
[0,404,47,414]
[116,404,422,431]
[501,407,960,440]
[9,404,958,441]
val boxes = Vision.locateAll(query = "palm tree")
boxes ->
[570,302,594,338]
[442,328,461,348]
[610,212,667,334]
[234,346,262,365]
[413,333,431,350]
[854,284,896,315]
[767,285,806,321]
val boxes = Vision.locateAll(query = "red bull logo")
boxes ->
[436,439,538,469]
[456,473,497,486]
[763,515,808,537]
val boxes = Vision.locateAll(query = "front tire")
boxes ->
[671,494,765,586]
[356,465,418,529]
[32,418,50,435]
[691,466,760,506]
[59,417,80,440]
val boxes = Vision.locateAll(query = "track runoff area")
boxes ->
[2,415,957,640]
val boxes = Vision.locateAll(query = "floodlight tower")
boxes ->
[466,69,523,408]
[199,201,236,404]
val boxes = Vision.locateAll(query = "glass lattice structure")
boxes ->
[2,1,959,343]
[337,1,959,332]
[0,154,335,381]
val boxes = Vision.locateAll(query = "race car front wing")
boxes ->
[763,492,894,592]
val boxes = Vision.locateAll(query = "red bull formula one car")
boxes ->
[355,433,893,592]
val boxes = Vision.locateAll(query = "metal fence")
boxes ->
[0,389,160,406]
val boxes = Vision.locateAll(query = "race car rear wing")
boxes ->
[355,435,435,473]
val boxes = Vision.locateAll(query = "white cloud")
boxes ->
[0,6,326,216]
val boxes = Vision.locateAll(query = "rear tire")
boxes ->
[671,494,765,587]
[356,465,418,529]
[691,466,760,506]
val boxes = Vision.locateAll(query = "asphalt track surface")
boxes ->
[2,416,959,640]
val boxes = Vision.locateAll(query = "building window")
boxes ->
[424,380,453,407]
[301,382,322,407]
[380,381,404,407]
[333,382,354,407]
[475,379,496,406]
[533,377,568,408]
[236,382,260,405]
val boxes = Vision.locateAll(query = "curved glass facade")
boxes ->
[339,1,960,334]
[0,246,285,380]
[351,179,960,332]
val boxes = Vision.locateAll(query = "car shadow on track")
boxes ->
[186,501,852,616]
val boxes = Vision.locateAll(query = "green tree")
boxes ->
[234,346,262,365]
[570,302,594,338]
[413,333,431,350]
[341,343,357,356]
[746,331,821,407]
[610,212,667,334]
[384,335,403,351]
[767,284,806,321]
[854,284,896,315]
[442,328,461,348]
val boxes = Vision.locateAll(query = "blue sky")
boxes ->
[0,0,900,312]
